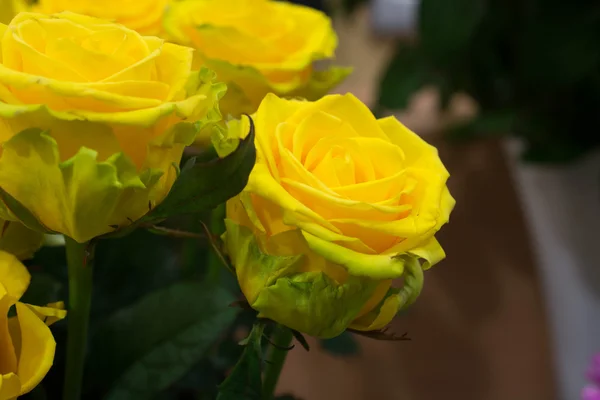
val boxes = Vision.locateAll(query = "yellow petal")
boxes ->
[350,256,424,331]
[402,236,446,270]
[305,137,404,181]
[187,25,284,68]
[165,0,338,71]
[0,251,30,300]
[378,115,441,168]
[245,163,335,232]
[254,93,310,180]
[0,283,18,379]
[301,231,407,280]
[116,0,168,35]
[26,302,67,327]
[33,0,168,35]
[353,279,391,319]
[152,42,194,102]
[281,212,376,255]
[275,121,338,195]
[6,316,20,371]
[292,94,388,141]
[14,302,56,395]
[9,20,88,82]
[0,66,163,112]
[291,110,355,161]
[280,178,411,221]
[332,170,415,204]
[0,372,21,400]
[350,290,401,331]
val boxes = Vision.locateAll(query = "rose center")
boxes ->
[11,19,149,82]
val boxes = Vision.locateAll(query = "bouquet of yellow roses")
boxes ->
[0,1,454,399]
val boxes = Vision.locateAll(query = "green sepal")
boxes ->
[226,220,380,339]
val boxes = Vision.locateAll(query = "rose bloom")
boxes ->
[0,12,225,243]
[164,0,350,117]
[216,93,455,338]
[0,251,66,399]
[31,0,168,35]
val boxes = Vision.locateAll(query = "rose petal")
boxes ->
[14,302,56,395]
[0,282,18,377]
[0,372,21,399]
[291,94,388,141]
[0,252,30,300]
[254,93,310,180]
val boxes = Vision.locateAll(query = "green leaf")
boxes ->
[419,0,486,63]
[143,118,256,221]
[377,45,431,110]
[91,229,189,318]
[84,282,237,400]
[216,323,264,400]
[319,331,360,357]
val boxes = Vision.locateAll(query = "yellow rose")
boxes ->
[164,0,350,117]
[32,0,168,35]
[217,93,455,338]
[0,12,225,243]
[0,251,66,399]
[0,219,43,260]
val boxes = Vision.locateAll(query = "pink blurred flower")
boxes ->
[588,353,600,385]
[582,385,600,400]
[583,353,600,400]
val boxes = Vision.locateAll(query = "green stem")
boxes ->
[63,237,95,400]
[262,326,294,400]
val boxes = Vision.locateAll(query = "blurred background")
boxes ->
[276,0,600,399]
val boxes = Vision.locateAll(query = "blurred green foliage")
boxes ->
[21,219,255,400]
[344,0,600,163]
